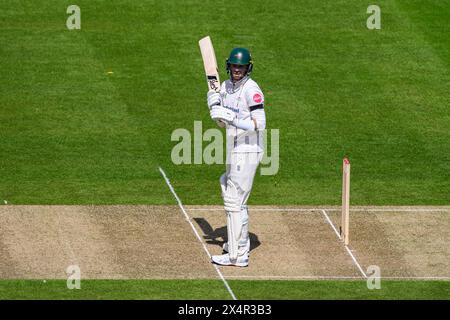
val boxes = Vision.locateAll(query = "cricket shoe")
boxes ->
[211,254,249,267]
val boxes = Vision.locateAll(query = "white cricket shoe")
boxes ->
[211,254,249,267]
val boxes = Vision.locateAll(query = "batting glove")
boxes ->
[207,91,222,109]
[210,105,235,123]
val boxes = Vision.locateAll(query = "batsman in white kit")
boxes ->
[206,47,266,267]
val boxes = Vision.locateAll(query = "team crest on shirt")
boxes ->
[253,93,263,103]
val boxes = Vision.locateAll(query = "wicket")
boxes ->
[340,158,350,245]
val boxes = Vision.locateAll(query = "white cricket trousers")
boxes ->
[221,152,263,257]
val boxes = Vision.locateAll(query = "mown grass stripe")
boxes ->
[0,279,449,300]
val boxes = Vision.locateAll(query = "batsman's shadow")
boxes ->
[193,217,261,252]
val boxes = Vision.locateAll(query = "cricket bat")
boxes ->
[199,36,221,93]
[199,36,225,127]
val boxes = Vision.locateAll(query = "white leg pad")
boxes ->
[222,179,242,260]
[227,211,242,260]
[238,206,250,255]
[222,178,241,212]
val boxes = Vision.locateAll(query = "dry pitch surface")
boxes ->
[0,205,449,281]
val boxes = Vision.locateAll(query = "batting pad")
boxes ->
[227,211,242,260]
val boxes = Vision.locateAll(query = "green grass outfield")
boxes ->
[1,1,449,205]
[1,0,449,301]
[0,280,449,300]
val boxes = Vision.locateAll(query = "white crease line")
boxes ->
[187,208,450,212]
[229,275,364,279]
[344,246,367,278]
[187,208,326,211]
[158,167,237,301]
[326,208,450,212]
[226,275,450,280]
[321,209,341,238]
[321,209,367,279]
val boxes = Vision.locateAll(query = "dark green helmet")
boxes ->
[226,47,253,76]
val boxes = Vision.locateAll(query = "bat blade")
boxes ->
[199,36,221,92]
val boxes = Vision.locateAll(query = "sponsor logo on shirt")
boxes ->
[224,105,239,113]
[253,93,263,103]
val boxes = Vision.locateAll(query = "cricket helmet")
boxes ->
[226,47,253,76]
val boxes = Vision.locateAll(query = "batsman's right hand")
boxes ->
[207,91,222,110]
